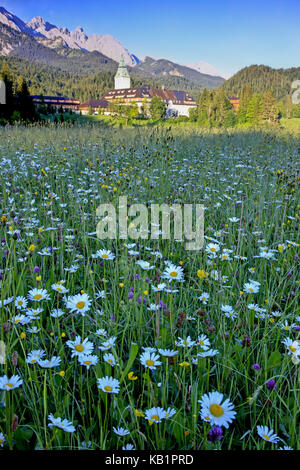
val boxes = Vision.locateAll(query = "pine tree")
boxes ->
[261,90,279,124]
[246,93,262,125]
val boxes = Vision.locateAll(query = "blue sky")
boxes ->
[1,0,299,76]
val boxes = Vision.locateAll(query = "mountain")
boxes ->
[134,56,224,88]
[186,61,231,79]
[0,7,138,65]
[0,6,225,94]
[221,64,300,100]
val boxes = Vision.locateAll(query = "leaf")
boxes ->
[119,343,139,384]
[267,351,282,369]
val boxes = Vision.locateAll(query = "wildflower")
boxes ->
[66,336,94,357]
[206,243,220,256]
[144,407,167,424]
[15,296,28,310]
[0,375,23,391]
[98,336,117,351]
[252,363,261,371]
[103,353,118,367]
[66,293,91,316]
[128,371,138,380]
[136,260,155,270]
[158,348,178,357]
[162,263,184,281]
[281,338,300,357]
[48,414,76,433]
[140,351,162,370]
[26,350,46,365]
[92,249,115,260]
[38,357,61,368]
[198,292,210,304]
[199,391,236,428]
[197,270,209,279]
[97,376,120,394]
[28,288,50,302]
[208,426,224,442]
[257,425,279,443]
[122,444,135,450]
[113,427,130,436]
[176,336,196,348]
[266,379,276,390]
[78,355,99,369]
[0,432,5,447]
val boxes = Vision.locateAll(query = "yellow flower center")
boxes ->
[6,383,13,388]
[34,294,42,300]
[104,385,113,392]
[170,271,178,277]
[151,415,160,422]
[210,248,216,252]
[75,344,84,352]
[146,360,154,367]
[18,301,23,305]
[263,434,270,441]
[102,254,109,259]
[249,288,253,293]
[76,301,85,309]
[289,346,296,353]
[84,361,91,365]
[209,404,224,417]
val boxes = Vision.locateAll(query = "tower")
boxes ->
[114,55,131,90]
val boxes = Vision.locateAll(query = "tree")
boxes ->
[237,85,252,124]
[88,105,92,116]
[261,90,279,124]
[149,97,166,120]
[246,93,262,125]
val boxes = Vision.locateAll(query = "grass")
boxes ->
[0,124,299,451]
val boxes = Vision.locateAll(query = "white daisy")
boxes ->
[199,391,236,428]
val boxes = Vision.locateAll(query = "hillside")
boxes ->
[221,64,300,100]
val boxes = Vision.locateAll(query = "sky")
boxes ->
[1,0,299,77]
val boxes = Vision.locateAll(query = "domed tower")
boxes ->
[114,55,131,90]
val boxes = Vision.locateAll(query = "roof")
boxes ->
[101,87,196,106]
[78,99,109,109]
[115,55,130,79]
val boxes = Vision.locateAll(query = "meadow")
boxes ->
[0,123,299,451]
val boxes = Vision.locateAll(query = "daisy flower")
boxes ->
[144,407,167,424]
[26,350,46,365]
[48,414,76,433]
[98,336,117,351]
[140,351,162,370]
[162,263,184,281]
[281,338,300,357]
[28,288,50,302]
[0,432,5,447]
[103,353,118,367]
[257,425,280,443]
[122,444,135,450]
[0,375,23,391]
[78,355,99,369]
[198,292,210,304]
[113,427,130,436]
[199,391,236,428]
[136,260,155,270]
[97,376,120,394]
[15,296,28,310]
[92,249,115,261]
[66,293,91,316]
[38,357,61,368]
[158,348,178,357]
[66,336,94,357]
